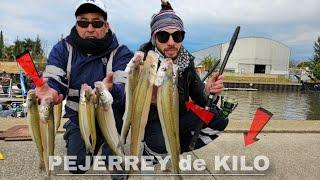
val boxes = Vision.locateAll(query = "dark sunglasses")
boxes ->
[76,20,105,28]
[156,31,185,43]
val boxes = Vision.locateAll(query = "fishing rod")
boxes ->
[189,26,240,150]
[201,59,221,82]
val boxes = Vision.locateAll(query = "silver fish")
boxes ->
[27,90,45,172]
[78,84,96,154]
[120,51,144,144]
[53,103,62,135]
[95,81,125,168]
[39,97,55,177]
[130,50,159,156]
[156,59,181,179]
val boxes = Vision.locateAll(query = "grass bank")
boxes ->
[224,73,292,84]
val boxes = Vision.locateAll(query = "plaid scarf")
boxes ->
[155,46,193,76]
[176,46,194,75]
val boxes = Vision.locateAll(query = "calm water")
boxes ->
[219,90,320,120]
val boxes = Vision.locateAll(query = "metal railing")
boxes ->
[0,77,25,103]
[0,77,12,97]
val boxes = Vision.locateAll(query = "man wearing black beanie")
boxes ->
[140,0,228,159]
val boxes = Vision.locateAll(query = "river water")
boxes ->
[219,90,320,120]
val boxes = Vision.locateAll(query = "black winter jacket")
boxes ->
[140,42,228,153]
[139,42,208,116]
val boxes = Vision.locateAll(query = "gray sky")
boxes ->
[0,0,319,61]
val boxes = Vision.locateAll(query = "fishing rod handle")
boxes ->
[205,93,217,110]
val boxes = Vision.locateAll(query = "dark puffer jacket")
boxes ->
[45,32,133,128]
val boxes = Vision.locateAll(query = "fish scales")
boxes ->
[130,51,159,156]
[120,51,144,144]
[156,59,181,179]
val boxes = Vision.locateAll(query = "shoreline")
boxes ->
[1,118,319,133]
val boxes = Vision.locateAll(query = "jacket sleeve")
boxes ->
[43,41,68,99]
[188,60,208,107]
[111,45,134,107]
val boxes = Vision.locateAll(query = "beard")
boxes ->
[162,47,180,59]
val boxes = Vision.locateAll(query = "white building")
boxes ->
[192,37,291,75]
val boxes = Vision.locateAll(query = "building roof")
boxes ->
[192,37,290,54]
[192,37,291,66]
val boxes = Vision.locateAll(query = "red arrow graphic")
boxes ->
[244,107,273,146]
[16,52,43,87]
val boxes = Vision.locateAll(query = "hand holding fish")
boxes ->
[102,72,113,91]
[35,78,64,105]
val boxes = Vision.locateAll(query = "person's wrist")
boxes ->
[38,82,49,91]
[204,83,210,96]
[107,84,113,91]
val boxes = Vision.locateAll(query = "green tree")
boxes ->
[0,30,4,59]
[311,37,320,80]
[198,55,218,70]
[22,38,34,53]
[3,45,15,61]
[313,63,320,80]
[33,35,43,56]
[297,61,312,68]
[13,38,24,56]
[311,37,320,64]
[1,35,46,66]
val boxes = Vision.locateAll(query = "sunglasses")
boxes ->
[76,20,105,28]
[156,31,185,43]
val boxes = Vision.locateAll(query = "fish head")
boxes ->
[39,97,53,122]
[125,51,144,73]
[155,59,173,87]
[26,90,37,108]
[80,84,93,103]
[80,88,86,103]
[146,51,160,84]
[172,63,179,86]
[94,81,113,106]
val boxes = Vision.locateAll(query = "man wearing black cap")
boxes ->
[36,0,133,177]
[139,0,228,157]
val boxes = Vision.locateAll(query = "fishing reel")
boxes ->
[220,96,238,118]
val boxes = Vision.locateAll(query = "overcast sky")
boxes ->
[0,0,319,62]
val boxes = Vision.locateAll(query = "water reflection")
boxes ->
[220,90,320,120]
